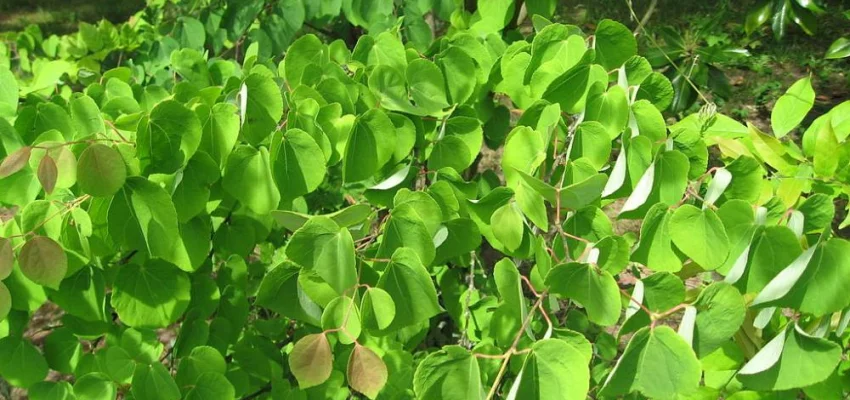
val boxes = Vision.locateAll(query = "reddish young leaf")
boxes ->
[288,333,332,389]
[347,344,388,399]
[37,154,58,194]
[18,236,67,290]
[0,146,32,179]
[0,238,12,280]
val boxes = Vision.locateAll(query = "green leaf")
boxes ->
[771,76,815,138]
[73,373,115,400]
[376,207,436,266]
[360,287,396,331]
[693,283,746,357]
[270,128,327,200]
[175,346,226,388]
[271,203,373,232]
[825,37,850,59]
[131,362,181,400]
[514,339,590,400]
[542,63,591,114]
[43,327,82,374]
[545,262,620,326]
[407,59,450,114]
[174,16,205,50]
[585,84,629,139]
[669,205,730,270]
[571,121,612,169]
[631,204,682,272]
[321,296,361,345]
[285,216,356,295]
[241,73,284,144]
[376,248,442,332]
[413,346,483,400]
[776,238,850,316]
[183,373,236,400]
[284,34,327,87]
[137,100,201,175]
[343,109,397,182]
[0,336,49,388]
[501,126,545,188]
[109,177,193,271]
[196,103,239,168]
[0,67,17,119]
[471,0,515,34]
[222,145,280,214]
[594,19,637,70]
[738,225,801,294]
[813,119,839,177]
[76,143,126,197]
[111,258,191,328]
[746,1,773,35]
[600,326,701,399]
[738,325,842,390]
[491,202,525,252]
[347,344,388,399]
[29,381,75,400]
[18,236,67,289]
[255,264,323,326]
[289,333,333,389]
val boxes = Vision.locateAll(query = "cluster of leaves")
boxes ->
[641,16,750,114]
[744,0,826,41]
[1,0,850,399]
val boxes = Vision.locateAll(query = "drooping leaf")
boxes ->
[222,145,280,215]
[669,205,730,270]
[514,339,590,400]
[288,333,333,389]
[600,326,701,399]
[545,262,620,326]
[347,344,388,399]
[376,248,442,332]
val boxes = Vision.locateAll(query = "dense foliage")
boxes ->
[1,1,849,399]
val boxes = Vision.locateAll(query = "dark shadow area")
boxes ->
[0,0,145,34]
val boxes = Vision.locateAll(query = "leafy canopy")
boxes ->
[1,1,849,399]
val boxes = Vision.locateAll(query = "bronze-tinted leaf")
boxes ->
[0,146,32,179]
[37,154,58,194]
[288,333,332,389]
[18,236,67,289]
[76,143,127,197]
[0,281,10,321]
[347,344,388,399]
[0,238,12,280]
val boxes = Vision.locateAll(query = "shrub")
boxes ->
[0,1,849,399]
